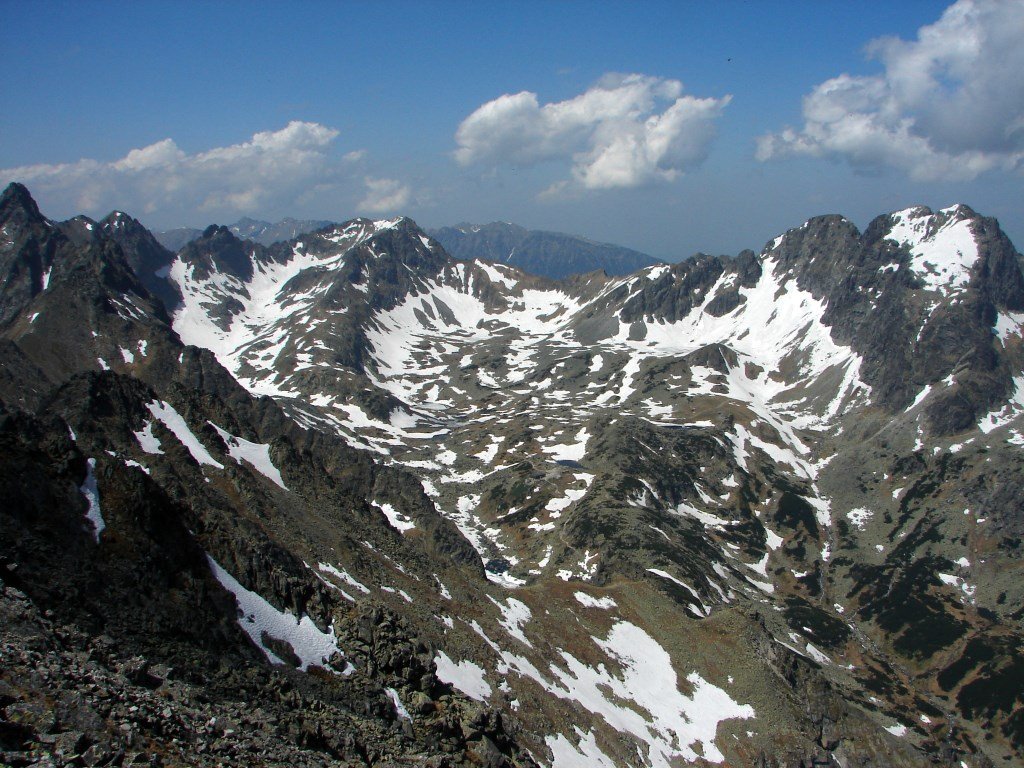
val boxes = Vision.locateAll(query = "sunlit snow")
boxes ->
[208,555,344,672]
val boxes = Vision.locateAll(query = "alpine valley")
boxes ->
[2,180,1024,768]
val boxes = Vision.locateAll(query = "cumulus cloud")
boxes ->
[0,121,409,223]
[454,73,731,192]
[358,177,411,215]
[757,0,1024,180]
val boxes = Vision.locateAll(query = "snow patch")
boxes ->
[490,596,532,647]
[208,556,344,672]
[574,592,618,610]
[209,422,287,489]
[79,458,105,542]
[145,400,223,469]
[994,311,1024,343]
[318,562,370,595]
[434,651,491,701]
[887,207,979,296]
[134,421,163,455]
[847,507,873,530]
[372,500,416,533]
[547,730,618,767]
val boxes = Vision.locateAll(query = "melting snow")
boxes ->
[978,375,1024,433]
[133,421,163,454]
[435,575,452,600]
[804,643,831,665]
[373,500,416,533]
[79,458,105,542]
[386,688,412,721]
[434,651,492,701]
[887,207,978,296]
[847,507,873,530]
[648,569,709,617]
[209,422,287,489]
[318,562,370,595]
[906,385,932,412]
[474,435,505,463]
[574,592,618,610]
[494,620,754,766]
[543,426,590,463]
[477,261,518,289]
[208,556,344,672]
[145,400,224,469]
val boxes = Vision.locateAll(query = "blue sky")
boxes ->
[2,0,1022,260]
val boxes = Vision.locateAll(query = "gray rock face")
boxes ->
[765,207,1024,434]
[3,182,1024,766]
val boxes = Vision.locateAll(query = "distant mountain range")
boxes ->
[428,221,662,279]
[156,217,660,280]
[156,216,335,250]
[153,225,204,251]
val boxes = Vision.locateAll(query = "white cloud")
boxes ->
[0,121,412,223]
[359,177,411,215]
[454,73,730,192]
[758,0,1024,180]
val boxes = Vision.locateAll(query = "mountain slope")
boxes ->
[430,221,662,279]
[167,196,1024,765]
[3,181,1024,767]
[0,183,535,767]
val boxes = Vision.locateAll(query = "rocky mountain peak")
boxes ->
[100,209,145,234]
[56,215,104,246]
[232,215,266,230]
[98,209,179,310]
[0,181,45,228]
[177,224,256,282]
[1,185,70,326]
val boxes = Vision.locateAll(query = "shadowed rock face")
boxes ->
[98,210,181,310]
[3,181,1024,767]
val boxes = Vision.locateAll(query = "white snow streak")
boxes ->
[79,458,105,542]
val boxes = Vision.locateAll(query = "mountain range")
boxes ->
[155,218,661,281]
[427,221,661,279]
[155,216,336,251]
[2,180,1023,767]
